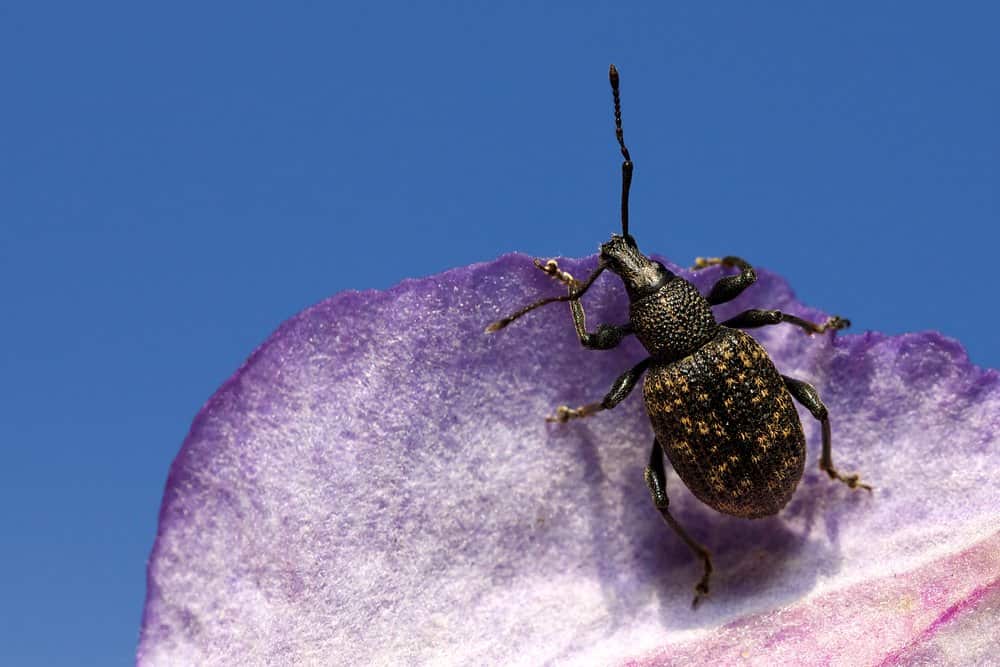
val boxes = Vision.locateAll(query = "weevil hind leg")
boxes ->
[781,376,872,492]
[645,438,713,608]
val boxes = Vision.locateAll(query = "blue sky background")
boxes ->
[1,3,998,664]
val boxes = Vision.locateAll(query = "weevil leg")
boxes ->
[484,263,606,333]
[547,357,650,422]
[782,376,872,492]
[692,256,757,306]
[645,438,713,608]
[534,258,578,286]
[721,309,851,335]
[534,259,634,350]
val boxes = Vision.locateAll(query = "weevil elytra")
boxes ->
[486,65,871,607]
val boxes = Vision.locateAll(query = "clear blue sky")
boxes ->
[2,3,997,664]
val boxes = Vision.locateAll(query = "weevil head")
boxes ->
[599,234,675,299]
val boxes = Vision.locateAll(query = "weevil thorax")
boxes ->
[601,234,720,360]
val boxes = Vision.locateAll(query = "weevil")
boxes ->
[486,65,871,606]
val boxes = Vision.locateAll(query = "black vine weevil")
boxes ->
[486,65,871,606]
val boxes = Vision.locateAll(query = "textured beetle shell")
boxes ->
[630,278,717,360]
[643,328,806,519]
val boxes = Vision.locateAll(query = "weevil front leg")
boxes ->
[782,376,872,492]
[722,309,851,336]
[535,259,633,350]
[485,263,606,334]
[692,256,757,306]
[645,438,713,608]
[547,357,650,422]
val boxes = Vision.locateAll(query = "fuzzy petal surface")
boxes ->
[139,255,1000,666]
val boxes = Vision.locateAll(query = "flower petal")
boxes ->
[139,255,1000,666]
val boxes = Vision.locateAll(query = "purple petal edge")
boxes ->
[139,254,1000,666]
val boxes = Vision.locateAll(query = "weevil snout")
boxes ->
[598,234,640,271]
[600,234,674,298]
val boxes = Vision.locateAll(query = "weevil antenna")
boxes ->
[485,264,606,333]
[609,64,634,242]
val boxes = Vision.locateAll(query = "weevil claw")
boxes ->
[534,258,577,286]
[692,256,721,270]
[824,315,851,332]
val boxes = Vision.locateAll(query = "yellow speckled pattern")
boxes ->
[644,329,805,518]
